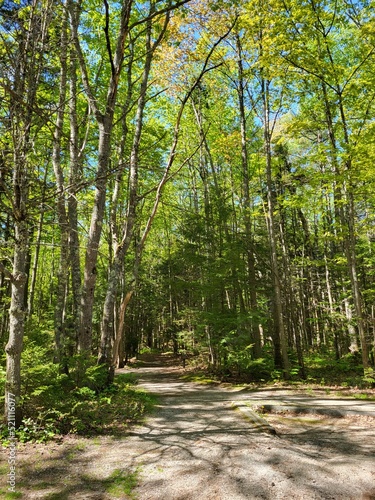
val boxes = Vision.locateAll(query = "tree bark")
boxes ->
[262,76,290,378]
[69,0,133,354]
[4,0,52,425]
[27,169,48,317]
[67,48,83,346]
[235,34,261,358]
[5,224,28,427]
[52,6,70,365]
[321,78,369,369]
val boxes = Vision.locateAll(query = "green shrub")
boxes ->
[0,338,157,443]
[304,351,369,386]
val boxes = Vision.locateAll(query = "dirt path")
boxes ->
[2,359,375,499]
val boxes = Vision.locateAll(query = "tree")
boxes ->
[98,18,236,377]
[1,0,54,425]
[68,0,134,355]
[275,0,375,372]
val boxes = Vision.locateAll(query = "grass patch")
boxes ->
[115,372,139,385]
[352,392,375,400]
[105,468,140,499]
[336,391,375,400]
[0,463,9,475]
[303,352,367,386]
[195,350,374,388]
[304,387,315,397]
[36,468,141,500]
[0,491,23,499]
[44,492,70,499]
[180,372,217,384]
[30,481,52,490]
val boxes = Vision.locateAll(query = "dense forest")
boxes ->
[1,0,375,431]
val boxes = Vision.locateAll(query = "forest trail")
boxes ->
[8,355,375,499]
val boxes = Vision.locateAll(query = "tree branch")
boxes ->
[0,262,15,284]
[103,0,116,77]
[68,0,104,122]
[129,0,191,31]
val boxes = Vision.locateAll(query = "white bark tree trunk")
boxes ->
[69,0,133,354]
[4,0,52,425]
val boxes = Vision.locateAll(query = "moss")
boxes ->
[180,373,217,384]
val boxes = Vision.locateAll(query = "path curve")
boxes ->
[118,360,375,500]
[14,358,375,499]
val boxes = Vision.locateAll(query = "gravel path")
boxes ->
[124,364,375,500]
[4,360,375,499]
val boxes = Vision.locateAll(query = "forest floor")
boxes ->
[2,354,375,499]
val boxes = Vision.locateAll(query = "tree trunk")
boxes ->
[321,78,369,369]
[98,10,170,366]
[4,0,52,425]
[262,76,290,378]
[52,8,70,365]
[69,0,133,355]
[107,290,134,382]
[68,49,82,347]
[235,34,261,358]
[5,220,28,427]
[27,169,48,316]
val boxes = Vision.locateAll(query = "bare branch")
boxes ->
[0,262,14,284]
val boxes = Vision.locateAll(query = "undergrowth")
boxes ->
[0,340,157,444]
[303,351,374,387]
[184,349,375,389]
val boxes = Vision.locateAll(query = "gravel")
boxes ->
[2,362,375,499]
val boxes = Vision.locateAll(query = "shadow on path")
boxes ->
[6,355,375,500]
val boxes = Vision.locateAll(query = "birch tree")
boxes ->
[1,0,53,425]
[68,0,134,355]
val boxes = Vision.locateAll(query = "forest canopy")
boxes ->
[1,0,375,428]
